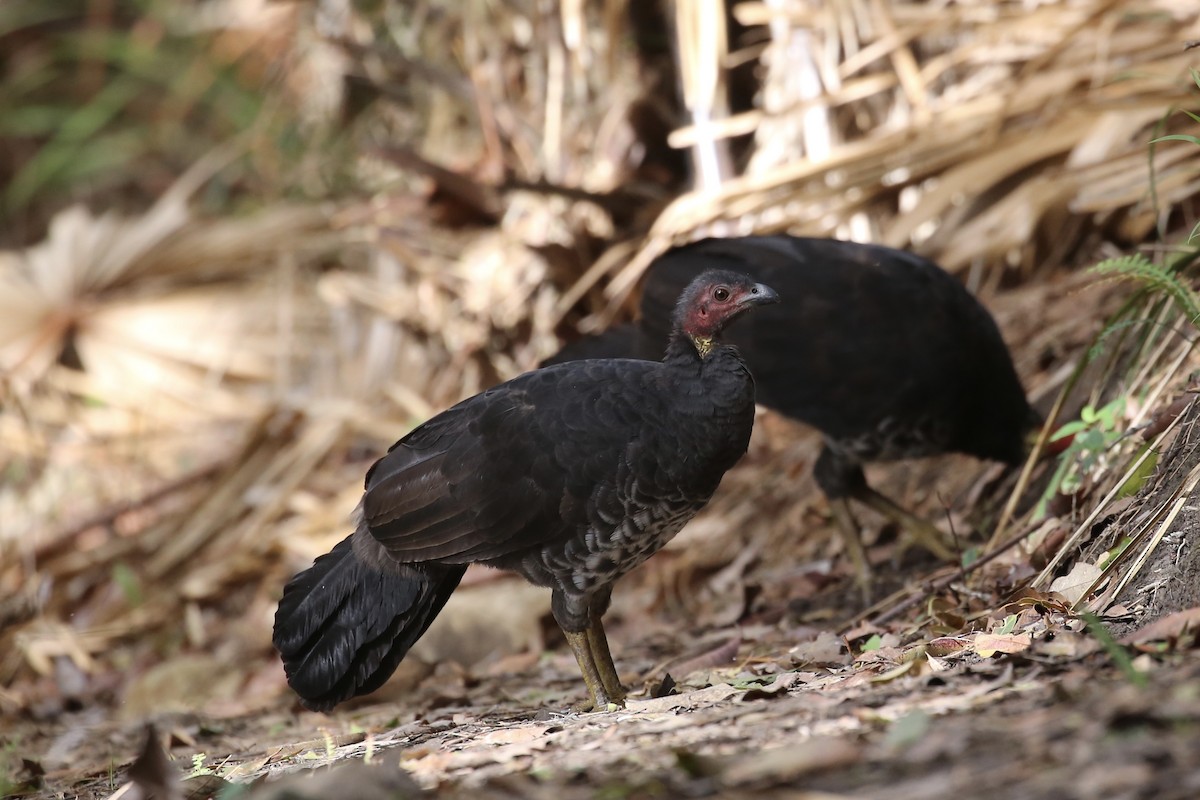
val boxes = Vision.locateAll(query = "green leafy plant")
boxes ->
[187,753,216,779]
[1098,536,1134,569]
[0,739,20,797]
[111,562,143,606]
[1036,397,1128,520]
[0,0,348,236]
[859,634,883,652]
[1079,610,1147,689]
[1090,253,1200,327]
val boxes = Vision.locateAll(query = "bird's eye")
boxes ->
[713,287,730,302]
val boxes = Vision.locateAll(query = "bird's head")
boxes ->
[673,269,779,357]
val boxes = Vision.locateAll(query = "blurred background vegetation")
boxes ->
[1,0,1199,766]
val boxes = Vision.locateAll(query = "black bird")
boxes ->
[546,236,1039,595]
[273,270,779,711]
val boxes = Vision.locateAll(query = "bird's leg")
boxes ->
[815,448,874,603]
[562,629,614,711]
[584,586,625,705]
[829,497,873,604]
[585,616,626,706]
[851,485,956,561]
[816,446,955,601]
[554,589,618,712]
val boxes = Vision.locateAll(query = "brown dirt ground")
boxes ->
[7,596,1200,800]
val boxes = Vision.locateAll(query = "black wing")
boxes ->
[360,359,666,564]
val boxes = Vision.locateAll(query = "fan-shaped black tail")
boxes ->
[272,533,466,712]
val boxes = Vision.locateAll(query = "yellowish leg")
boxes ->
[586,617,626,706]
[830,498,873,604]
[563,629,613,712]
[854,486,956,561]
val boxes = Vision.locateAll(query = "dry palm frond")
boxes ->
[0,153,334,407]
[0,152,347,566]
[596,0,1200,301]
[674,0,734,189]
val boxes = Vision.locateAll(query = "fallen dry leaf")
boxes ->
[870,660,918,683]
[480,725,551,746]
[840,621,883,641]
[739,671,803,700]
[1034,630,1101,660]
[974,632,1034,658]
[625,683,742,713]
[1120,606,1200,647]
[927,636,971,656]
[1005,587,1072,615]
[223,752,275,782]
[720,736,861,786]
[926,654,951,672]
[1048,562,1104,606]
[789,631,847,667]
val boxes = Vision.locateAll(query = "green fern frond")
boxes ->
[1088,318,1150,362]
[1089,253,1200,327]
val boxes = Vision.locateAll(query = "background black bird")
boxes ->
[273,269,778,712]
[546,236,1040,595]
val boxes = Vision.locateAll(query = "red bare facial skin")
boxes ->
[680,281,778,339]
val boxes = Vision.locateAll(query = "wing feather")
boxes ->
[361,360,662,564]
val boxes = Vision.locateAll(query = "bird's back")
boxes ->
[636,237,1035,464]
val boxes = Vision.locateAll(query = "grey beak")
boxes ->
[744,282,780,306]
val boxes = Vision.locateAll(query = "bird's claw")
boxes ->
[570,698,624,714]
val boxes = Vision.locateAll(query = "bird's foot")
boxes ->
[856,487,957,561]
[829,498,875,606]
[564,628,627,713]
[570,697,624,714]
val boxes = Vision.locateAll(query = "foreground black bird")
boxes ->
[546,236,1039,595]
[273,270,779,711]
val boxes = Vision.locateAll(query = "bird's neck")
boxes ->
[690,334,715,358]
[664,331,742,370]
[665,332,710,364]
